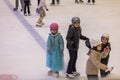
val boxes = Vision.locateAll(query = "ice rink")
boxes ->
[0,0,120,80]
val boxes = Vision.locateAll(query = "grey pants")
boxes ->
[15,0,24,9]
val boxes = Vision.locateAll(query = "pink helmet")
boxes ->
[50,23,59,30]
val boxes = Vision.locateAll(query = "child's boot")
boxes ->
[75,0,79,3]
[66,74,75,79]
[88,0,90,3]
[48,70,54,76]
[72,72,80,76]
[105,67,114,74]
[79,0,84,3]
[54,71,59,78]
[101,66,114,77]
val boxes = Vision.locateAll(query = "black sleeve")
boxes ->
[107,42,111,51]
[80,34,88,40]
[79,28,88,40]
[66,27,74,45]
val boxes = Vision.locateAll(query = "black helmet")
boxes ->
[71,17,80,24]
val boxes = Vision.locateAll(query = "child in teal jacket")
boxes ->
[46,23,64,78]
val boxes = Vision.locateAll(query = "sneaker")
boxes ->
[66,74,75,79]
[72,72,80,76]
[48,70,54,76]
[54,72,59,78]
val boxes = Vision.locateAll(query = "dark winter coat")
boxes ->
[101,42,111,52]
[66,25,88,50]
[101,42,111,60]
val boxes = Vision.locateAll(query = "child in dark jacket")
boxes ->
[100,33,111,77]
[66,17,89,78]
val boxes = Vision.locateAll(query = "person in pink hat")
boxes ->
[46,23,64,78]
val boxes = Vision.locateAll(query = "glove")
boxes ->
[85,38,91,49]
[86,37,89,40]
[87,50,91,55]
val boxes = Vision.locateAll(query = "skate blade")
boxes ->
[66,75,75,79]
[66,76,74,79]
[36,25,42,27]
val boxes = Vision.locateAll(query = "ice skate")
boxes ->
[66,74,75,79]
[75,0,79,3]
[24,13,27,16]
[13,8,17,11]
[20,9,23,12]
[41,22,44,25]
[36,23,44,27]
[48,70,54,76]
[54,72,59,78]
[50,3,55,6]
[57,2,60,5]
[28,13,31,16]
[36,23,42,27]
[105,66,114,74]
[72,72,80,77]
[92,2,95,5]
[101,67,114,78]
[79,0,84,3]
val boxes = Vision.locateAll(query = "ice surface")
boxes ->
[0,0,120,79]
